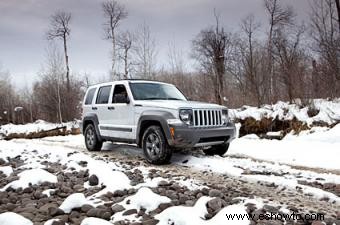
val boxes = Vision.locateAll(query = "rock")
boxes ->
[245,203,257,214]
[207,198,222,212]
[86,208,99,217]
[0,158,5,165]
[74,184,85,192]
[158,180,170,187]
[51,220,66,225]
[49,207,64,216]
[113,190,127,197]
[185,200,195,206]
[142,219,159,225]
[208,189,222,198]
[336,211,340,220]
[158,203,172,211]
[69,211,80,220]
[165,190,177,199]
[101,212,112,220]
[23,187,33,194]
[311,221,324,225]
[89,174,99,186]
[81,204,94,213]
[111,204,125,213]
[39,203,58,214]
[122,209,137,216]
[263,204,279,213]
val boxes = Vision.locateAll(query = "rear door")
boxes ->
[106,83,135,140]
[94,85,113,137]
[83,87,97,116]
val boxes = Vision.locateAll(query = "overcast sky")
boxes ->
[0,0,311,88]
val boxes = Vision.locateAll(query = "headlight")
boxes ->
[221,109,229,125]
[179,109,193,125]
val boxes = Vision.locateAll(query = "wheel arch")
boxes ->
[82,114,102,142]
[136,111,175,147]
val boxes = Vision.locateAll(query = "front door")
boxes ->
[105,83,135,140]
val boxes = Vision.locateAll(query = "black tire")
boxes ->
[203,143,229,156]
[142,125,172,165]
[84,124,103,151]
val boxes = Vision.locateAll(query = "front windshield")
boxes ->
[129,82,187,101]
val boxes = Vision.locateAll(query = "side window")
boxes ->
[112,85,129,103]
[96,85,112,104]
[84,88,96,105]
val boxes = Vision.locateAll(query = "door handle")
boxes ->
[108,106,115,110]
[92,107,98,110]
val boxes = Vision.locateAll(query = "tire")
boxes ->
[84,124,103,151]
[142,125,172,165]
[203,143,229,156]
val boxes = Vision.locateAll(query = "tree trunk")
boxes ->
[63,33,70,91]
[124,48,128,79]
[335,0,340,32]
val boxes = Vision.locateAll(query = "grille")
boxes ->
[192,109,223,127]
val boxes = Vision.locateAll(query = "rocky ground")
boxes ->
[0,138,339,225]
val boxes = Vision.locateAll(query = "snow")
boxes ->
[0,166,13,176]
[0,168,57,191]
[0,212,33,225]
[112,187,171,222]
[44,219,69,225]
[228,124,340,170]
[81,217,113,225]
[123,187,170,213]
[156,196,249,225]
[229,98,340,125]
[42,189,55,197]
[59,193,89,213]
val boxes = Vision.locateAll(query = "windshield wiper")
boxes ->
[142,97,184,100]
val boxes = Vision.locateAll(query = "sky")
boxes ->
[0,0,311,88]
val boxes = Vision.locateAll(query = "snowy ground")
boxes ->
[0,99,339,224]
[0,125,339,224]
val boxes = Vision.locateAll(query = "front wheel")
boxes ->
[203,143,229,156]
[142,125,172,165]
[84,124,103,151]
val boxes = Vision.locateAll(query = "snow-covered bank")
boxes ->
[230,98,340,125]
[0,120,79,137]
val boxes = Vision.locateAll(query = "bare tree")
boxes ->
[273,25,308,102]
[192,11,233,105]
[239,15,265,106]
[134,22,157,79]
[168,40,185,75]
[102,0,128,80]
[46,11,72,91]
[310,0,340,97]
[117,31,134,79]
[264,0,295,102]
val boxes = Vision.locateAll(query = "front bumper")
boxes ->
[167,122,236,148]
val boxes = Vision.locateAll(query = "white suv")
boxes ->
[81,80,236,164]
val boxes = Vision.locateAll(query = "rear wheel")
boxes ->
[203,143,229,156]
[142,125,172,165]
[84,124,103,151]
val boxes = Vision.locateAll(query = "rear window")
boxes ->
[96,85,112,104]
[84,88,96,105]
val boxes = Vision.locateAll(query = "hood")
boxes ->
[133,100,226,110]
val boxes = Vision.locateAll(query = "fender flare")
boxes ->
[136,110,176,145]
[82,113,102,142]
